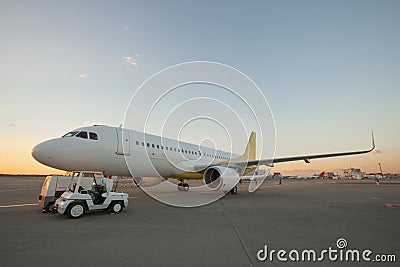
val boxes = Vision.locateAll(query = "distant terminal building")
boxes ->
[319,171,335,179]
[343,167,364,179]
[365,173,398,179]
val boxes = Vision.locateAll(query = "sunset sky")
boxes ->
[1,1,399,175]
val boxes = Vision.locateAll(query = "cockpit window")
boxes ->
[62,131,78,138]
[89,132,98,140]
[76,131,88,139]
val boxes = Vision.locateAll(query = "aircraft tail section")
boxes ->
[232,131,256,162]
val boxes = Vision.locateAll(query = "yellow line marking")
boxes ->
[0,203,38,208]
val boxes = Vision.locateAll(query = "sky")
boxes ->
[0,0,399,175]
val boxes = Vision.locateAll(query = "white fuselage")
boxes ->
[32,125,237,177]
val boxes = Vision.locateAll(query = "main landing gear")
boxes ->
[229,186,238,195]
[178,180,189,191]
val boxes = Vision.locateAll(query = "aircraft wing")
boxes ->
[206,132,375,169]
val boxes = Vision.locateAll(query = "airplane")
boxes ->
[32,125,375,193]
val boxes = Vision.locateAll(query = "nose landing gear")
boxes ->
[178,180,189,191]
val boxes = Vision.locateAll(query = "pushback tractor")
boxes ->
[54,171,129,219]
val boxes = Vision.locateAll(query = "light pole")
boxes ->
[378,163,383,179]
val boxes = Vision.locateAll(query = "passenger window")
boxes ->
[157,145,160,149]
[89,132,98,140]
[174,148,177,152]
[152,144,155,148]
[147,143,150,147]
[142,142,144,146]
[76,131,88,139]
[136,141,139,145]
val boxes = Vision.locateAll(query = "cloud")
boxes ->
[2,109,7,113]
[372,149,382,154]
[123,26,130,31]
[79,73,88,79]
[122,54,138,66]
[8,123,16,127]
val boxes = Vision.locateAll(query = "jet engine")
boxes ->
[203,166,240,192]
[133,177,164,187]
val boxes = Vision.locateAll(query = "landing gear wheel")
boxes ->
[46,202,55,213]
[66,202,85,219]
[110,202,123,213]
[178,181,187,191]
[183,183,189,191]
[178,183,183,191]
[230,186,238,194]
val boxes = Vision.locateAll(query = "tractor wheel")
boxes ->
[45,202,55,213]
[110,201,123,213]
[66,202,85,219]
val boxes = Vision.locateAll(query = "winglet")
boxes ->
[371,130,375,151]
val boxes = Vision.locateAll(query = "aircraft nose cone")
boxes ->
[32,141,54,165]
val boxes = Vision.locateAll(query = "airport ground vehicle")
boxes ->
[39,175,70,212]
[54,171,129,219]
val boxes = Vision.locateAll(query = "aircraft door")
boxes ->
[116,128,130,156]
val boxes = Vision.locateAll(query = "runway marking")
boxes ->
[0,188,40,193]
[0,203,38,208]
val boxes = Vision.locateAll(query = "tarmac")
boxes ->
[0,176,399,267]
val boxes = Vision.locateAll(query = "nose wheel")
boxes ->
[178,180,189,191]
